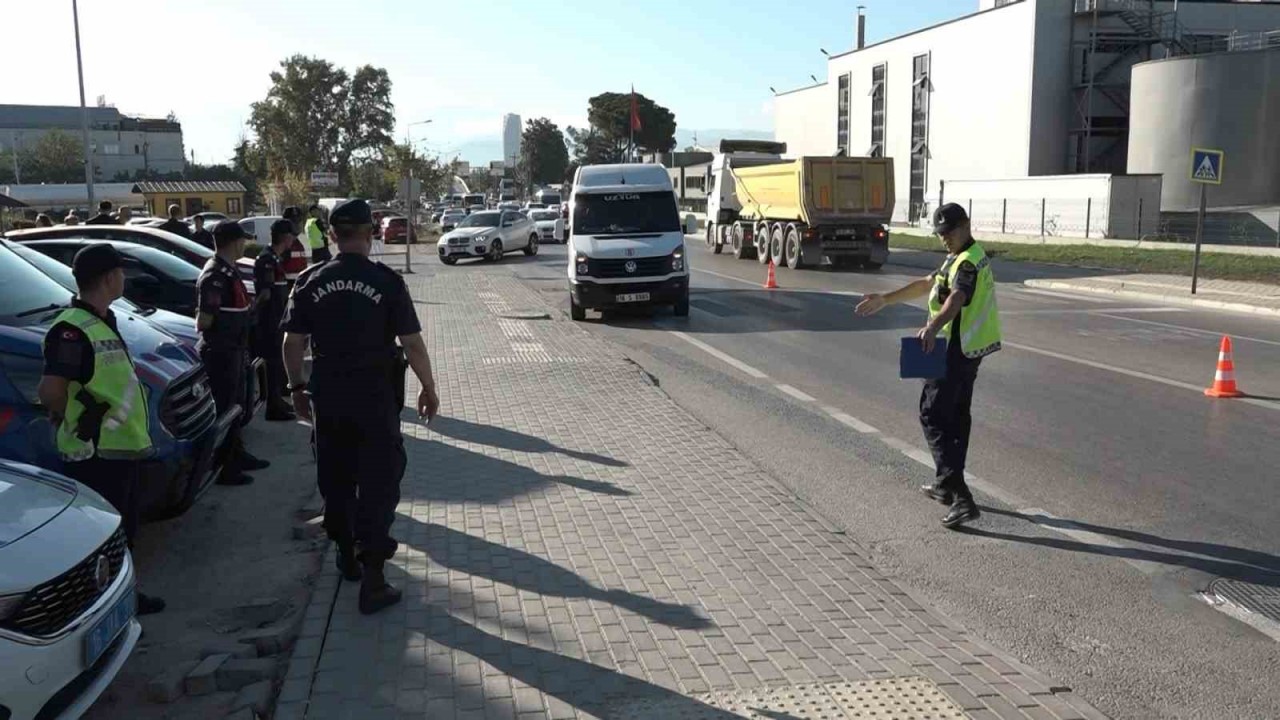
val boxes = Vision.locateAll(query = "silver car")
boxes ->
[437,210,539,265]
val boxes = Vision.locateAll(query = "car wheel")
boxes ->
[570,294,586,321]
[487,240,503,262]
[440,256,457,266]
[524,234,539,256]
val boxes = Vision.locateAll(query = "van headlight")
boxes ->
[671,247,685,272]
[576,254,590,276]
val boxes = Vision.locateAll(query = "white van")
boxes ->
[567,164,697,320]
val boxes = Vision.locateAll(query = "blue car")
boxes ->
[0,241,238,520]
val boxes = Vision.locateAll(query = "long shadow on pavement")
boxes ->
[401,517,712,631]
[968,508,1280,585]
[423,414,628,468]
[599,289,922,335]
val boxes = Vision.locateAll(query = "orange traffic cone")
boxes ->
[1204,336,1245,398]
[763,261,778,290]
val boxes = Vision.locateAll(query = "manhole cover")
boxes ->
[607,677,968,719]
[495,310,551,320]
[1210,577,1280,624]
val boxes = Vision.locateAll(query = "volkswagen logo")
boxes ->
[94,555,111,591]
[191,382,206,399]
[624,261,637,274]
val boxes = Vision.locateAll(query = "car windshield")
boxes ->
[530,211,558,221]
[125,245,202,282]
[0,243,74,320]
[459,212,501,228]
[6,242,145,313]
[573,191,680,235]
[539,195,561,206]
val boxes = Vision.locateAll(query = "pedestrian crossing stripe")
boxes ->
[1190,148,1224,185]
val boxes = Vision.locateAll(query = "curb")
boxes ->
[1022,279,1280,317]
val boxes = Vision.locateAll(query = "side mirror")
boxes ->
[683,213,698,236]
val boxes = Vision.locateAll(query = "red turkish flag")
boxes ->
[630,88,642,133]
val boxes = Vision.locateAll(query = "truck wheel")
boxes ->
[673,290,690,317]
[705,223,716,249]
[769,225,786,268]
[570,294,586,321]
[713,224,725,255]
[756,224,771,264]
[784,226,805,269]
[863,260,884,271]
[731,224,748,259]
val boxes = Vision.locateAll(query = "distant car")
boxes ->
[496,202,520,212]
[523,202,546,212]
[21,240,202,317]
[127,217,164,228]
[0,459,141,720]
[440,209,467,231]
[528,209,565,243]
[437,210,539,265]
[430,210,445,223]
[5,225,255,285]
[185,212,229,227]
[371,209,398,240]
[381,216,418,244]
[236,216,308,280]
[467,204,485,215]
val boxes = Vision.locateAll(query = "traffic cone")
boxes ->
[763,261,778,290]
[1204,336,1245,398]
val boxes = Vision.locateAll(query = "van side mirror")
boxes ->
[683,214,698,236]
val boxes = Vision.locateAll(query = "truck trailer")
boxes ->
[705,140,895,270]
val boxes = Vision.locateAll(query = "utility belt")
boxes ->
[312,347,409,408]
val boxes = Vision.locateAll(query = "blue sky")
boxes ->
[7,0,974,165]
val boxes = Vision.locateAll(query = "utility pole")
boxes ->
[9,131,19,183]
[72,0,95,208]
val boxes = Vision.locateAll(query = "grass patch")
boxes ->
[889,233,1280,283]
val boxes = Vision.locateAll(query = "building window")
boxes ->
[836,73,851,154]
[909,53,931,222]
[868,63,886,157]
[227,197,242,215]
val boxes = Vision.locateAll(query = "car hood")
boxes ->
[0,462,76,547]
[440,227,494,243]
[4,305,199,380]
[574,232,684,260]
[141,307,200,353]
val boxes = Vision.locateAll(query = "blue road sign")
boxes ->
[1190,148,1224,185]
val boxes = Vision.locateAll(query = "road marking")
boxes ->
[819,405,880,434]
[776,384,817,402]
[670,331,768,378]
[1005,341,1280,411]
[693,266,768,287]
[1097,314,1280,348]
[1200,593,1280,643]
[880,435,937,468]
[1002,307,1187,317]
[1014,287,1112,304]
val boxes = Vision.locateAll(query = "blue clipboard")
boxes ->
[900,336,947,380]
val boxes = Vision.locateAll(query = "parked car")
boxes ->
[496,201,520,212]
[371,209,397,241]
[467,204,486,215]
[21,240,201,317]
[5,225,256,285]
[235,216,308,280]
[522,202,546,212]
[381,216,418,244]
[439,209,467,232]
[0,459,140,720]
[185,212,229,227]
[0,242,238,519]
[528,209,565,243]
[437,210,539,265]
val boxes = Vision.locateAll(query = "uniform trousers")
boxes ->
[65,458,141,544]
[253,317,287,408]
[919,357,980,503]
[311,374,405,562]
[201,345,247,467]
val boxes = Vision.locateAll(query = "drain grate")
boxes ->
[607,677,969,720]
[1210,577,1280,625]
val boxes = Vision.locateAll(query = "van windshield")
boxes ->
[573,191,679,236]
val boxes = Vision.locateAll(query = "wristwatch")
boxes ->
[288,382,309,393]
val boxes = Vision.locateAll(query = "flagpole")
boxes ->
[629,84,635,163]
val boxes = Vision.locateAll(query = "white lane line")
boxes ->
[819,405,880,434]
[1003,307,1186,317]
[1005,341,1280,411]
[776,384,817,402]
[1015,508,1161,575]
[880,436,937,468]
[669,331,768,379]
[1089,307,1188,315]
[1015,287,1113,304]
[1097,314,1280,348]
[693,266,769,288]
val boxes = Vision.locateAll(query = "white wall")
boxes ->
[1156,1,1280,35]
[773,84,831,157]
[1027,0,1074,175]
[937,174,1161,239]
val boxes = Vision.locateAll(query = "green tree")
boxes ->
[584,91,677,158]
[520,118,569,187]
[248,55,395,186]
[18,130,85,183]
[565,125,618,168]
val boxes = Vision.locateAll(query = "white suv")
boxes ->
[437,210,539,265]
[0,461,139,720]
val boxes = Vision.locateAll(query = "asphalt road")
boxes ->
[453,239,1280,719]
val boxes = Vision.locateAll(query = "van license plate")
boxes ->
[616,292,650,303]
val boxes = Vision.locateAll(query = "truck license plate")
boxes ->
[616,292,650,303]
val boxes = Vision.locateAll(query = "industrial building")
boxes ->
[502,113,522,169]
[0,104,185,181]
[772,0,1280,232]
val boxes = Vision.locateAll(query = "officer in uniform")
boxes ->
[304,204,332,264]
[855,204,1002,528]
[281,199,439,615]
[253,219,297,421]
[38,244,165,614]
[197,221,270,485]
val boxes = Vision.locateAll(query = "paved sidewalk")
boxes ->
[275,268,1108,720]
[1025,274,1280,316]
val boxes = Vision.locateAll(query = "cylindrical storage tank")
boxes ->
[1128,48,1280,211]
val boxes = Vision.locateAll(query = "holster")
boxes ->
[392,347,409,410]
[74,388,110,442]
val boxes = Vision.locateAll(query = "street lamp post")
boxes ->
[404,119,433,274]
[72,0,95,210]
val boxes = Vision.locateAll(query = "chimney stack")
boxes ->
[857,6,866,50]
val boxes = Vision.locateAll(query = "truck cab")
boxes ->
[566,164,697,321]
[705,140,789,256]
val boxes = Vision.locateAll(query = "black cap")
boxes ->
[72,243,124,285]
[270,218,296,238]
[328,198,372,226]
[213,220,252,246]
[932,203,968,235]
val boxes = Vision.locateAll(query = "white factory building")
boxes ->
[773,0,1280,234]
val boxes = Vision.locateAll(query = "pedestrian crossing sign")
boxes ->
[1190,148,1224,185]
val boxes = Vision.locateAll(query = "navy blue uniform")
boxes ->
[253,248,289,406]
[281,253,420,561]
[197,254,253,468]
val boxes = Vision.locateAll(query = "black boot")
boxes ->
[265,404,297,422]
[358,560,401,615]
[239,451,270,471]
[942,499,980,529]
[920,483,953,505]
[335,543,362,582]
[137,591,166,616]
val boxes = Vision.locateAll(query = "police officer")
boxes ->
[37,244,165,614]
[281,199,439,615]
[855,204,1002,528]
[303,204,332,264]
[197,221,270,485]
[253,219,297,421]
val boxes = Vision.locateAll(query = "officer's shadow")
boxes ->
[415,413,628,468]
[399,516,711,631]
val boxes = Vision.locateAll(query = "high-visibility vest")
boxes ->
[304,218,327,250]
[928,241,1003,359]
[52,308,154,462]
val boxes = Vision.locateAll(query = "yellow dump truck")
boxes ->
[705,140,895,270]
